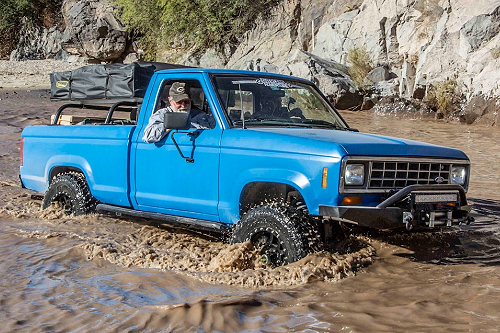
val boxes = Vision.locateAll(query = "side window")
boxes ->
[155,79,215,129]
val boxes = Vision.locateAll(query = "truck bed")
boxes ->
[21,124,136,207]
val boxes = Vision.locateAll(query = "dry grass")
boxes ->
[425,78,461,117]
[347,47,373,88]
[491,46,500,59]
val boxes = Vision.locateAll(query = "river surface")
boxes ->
[1,90,500,332]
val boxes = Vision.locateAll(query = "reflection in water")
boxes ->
[1,93,500,332]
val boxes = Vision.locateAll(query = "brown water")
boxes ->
[1,90,500,332]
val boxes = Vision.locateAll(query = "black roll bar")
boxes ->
[52,102,140,125]
[105,101,141,124]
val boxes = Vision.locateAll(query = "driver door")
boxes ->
[133,74,221,221]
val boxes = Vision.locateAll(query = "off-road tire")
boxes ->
[42,172,96,215]
[231,202,321,266]
[293,201,324,253]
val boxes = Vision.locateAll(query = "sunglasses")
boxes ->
[174,99,191,105]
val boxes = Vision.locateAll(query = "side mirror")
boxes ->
[163,111,190,130]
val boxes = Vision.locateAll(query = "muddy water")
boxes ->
[1,90,500,331]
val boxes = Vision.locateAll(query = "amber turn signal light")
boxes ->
[341,196,363,205]
[322,168,328,188]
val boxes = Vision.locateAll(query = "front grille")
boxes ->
[369,161,452,189]
[340,157,469,193]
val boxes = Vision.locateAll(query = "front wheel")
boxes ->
[231,202,320,266]
[42,172,96,215]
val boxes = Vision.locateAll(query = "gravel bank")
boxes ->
[0,60,86,90]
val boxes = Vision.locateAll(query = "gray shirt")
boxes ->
[142,106,215,143]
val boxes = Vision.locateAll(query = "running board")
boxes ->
[96,204,229,232]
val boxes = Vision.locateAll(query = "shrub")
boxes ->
[425,78,461,117]
[347,47,374,88]
[112,0,279,60]
[0,0,62,58]
[491,46,500,59]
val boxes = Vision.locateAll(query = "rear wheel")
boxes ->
[42,172,96,215]
[231,202,321,266]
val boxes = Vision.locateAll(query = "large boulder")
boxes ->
[285,50,361,109]
[62,0,127,62]
[10,0,127,62]
[460,94,499,124]
[10,18,69,61]
[364,66,391,85]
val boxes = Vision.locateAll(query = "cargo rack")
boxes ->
[50,62,190,125]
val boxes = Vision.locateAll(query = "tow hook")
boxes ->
[403,212,414,231]
[466,216,475,225]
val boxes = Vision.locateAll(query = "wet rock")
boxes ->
[460,95,500,124]
[373,97,434,118]
[412,84,426,100]
[361,96,375,110]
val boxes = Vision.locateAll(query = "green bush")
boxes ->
[112,0,279,60]
[425,78,460,117]
[347,47,374,88]
[0,0,62,58]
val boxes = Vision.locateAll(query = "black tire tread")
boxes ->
[231,201,320,265]
[42,172,96,215]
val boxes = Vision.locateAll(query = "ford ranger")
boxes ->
[19,62,473,266]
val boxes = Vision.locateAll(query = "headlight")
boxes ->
[345,164,364,185]
[451,166,466,185]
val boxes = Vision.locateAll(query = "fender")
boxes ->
[45,155,94,189]
[220,168,312,224]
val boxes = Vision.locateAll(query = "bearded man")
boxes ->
[143,82,214,143]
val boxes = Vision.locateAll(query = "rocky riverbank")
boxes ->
[1,58,498,126]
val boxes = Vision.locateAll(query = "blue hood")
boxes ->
[244,128,469,160]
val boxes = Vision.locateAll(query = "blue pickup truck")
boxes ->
[20,63,473,266]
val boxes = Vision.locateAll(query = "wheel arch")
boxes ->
[45,155,94,187]
[238,180,309,216]
[48,166,85,183]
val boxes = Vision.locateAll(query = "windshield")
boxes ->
[212,75,348,129]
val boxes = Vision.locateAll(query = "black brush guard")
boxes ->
[319,184,473,230]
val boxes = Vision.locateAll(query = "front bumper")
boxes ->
[319,184,473,230]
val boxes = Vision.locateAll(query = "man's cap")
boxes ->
[169,82,190,102]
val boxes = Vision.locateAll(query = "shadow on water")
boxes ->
[363,197,500,266]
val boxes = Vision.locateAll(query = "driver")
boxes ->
[258,89,288,118]
[143,82,214,143]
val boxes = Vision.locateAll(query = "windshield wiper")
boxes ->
[299,119,347,130]
[233,118,313,128]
